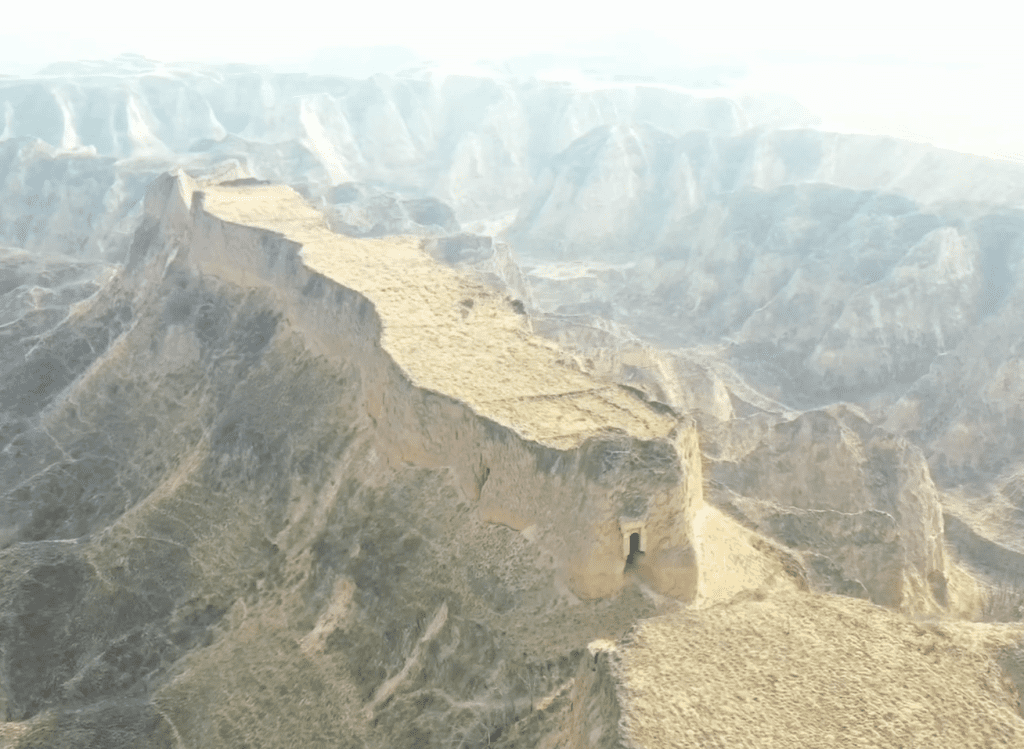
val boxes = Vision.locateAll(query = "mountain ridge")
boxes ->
[3,58,1024,747]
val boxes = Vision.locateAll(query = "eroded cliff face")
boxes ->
[506,126,1024,267]
[0,62,816,264]
[702,405,979,616]
[5,59,1024,508]
[7,59,1024,510]
[501,125,1024,498]
[1,169,1019,747]
[0,171,741,747]
[180,173,706,598]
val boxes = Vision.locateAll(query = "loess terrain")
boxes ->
[1,55,1024,748]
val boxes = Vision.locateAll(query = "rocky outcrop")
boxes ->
[0,137,153,260]
[561,640,627,749]
[705,406,974,615]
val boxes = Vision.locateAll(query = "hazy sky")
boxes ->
[4,0,1017,67]
[3,0,1022,160]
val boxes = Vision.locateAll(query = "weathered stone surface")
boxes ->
[704,406,969,615]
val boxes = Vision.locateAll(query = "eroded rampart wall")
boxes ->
[135,170,704,600]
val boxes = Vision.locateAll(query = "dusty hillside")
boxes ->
[567,592,1024,749]
[703,405,977,614]
[496,124,1024,497]
[2,170,1022,748]
[0,171,796,747]
[4,53,1024,749]
[5,56,1024,509]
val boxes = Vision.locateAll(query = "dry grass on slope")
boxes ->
[617,591,1024,748]
[198,181,677,449]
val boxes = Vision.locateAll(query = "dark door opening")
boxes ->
[626,532,641,566]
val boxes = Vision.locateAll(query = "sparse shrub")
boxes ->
[979,576,1024,622]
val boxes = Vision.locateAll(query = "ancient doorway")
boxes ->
[620,519,646,569]
[626,532,641,565]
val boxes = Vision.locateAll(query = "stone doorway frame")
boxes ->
[619,518,647,561]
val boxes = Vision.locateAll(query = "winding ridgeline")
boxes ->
[2,171,1024,748]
